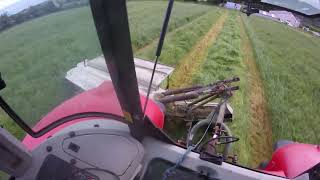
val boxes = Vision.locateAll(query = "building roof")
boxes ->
[262,0,320,16]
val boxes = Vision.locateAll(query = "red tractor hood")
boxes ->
[23,81,164,150]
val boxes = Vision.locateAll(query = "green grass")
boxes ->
[0,2,212,137]
[128,1,212,51]
[192,12,251,165]
[136,8,224,66]
[242,15,320,144]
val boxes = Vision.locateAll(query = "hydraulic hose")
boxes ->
[187,118,232,159]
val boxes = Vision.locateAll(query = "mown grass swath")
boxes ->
[193,12,252,165]
[129,2,212,51]
[242,15,320,144]
[136,8,223,66]
[0,2,211,138]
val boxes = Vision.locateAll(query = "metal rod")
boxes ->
[163,77,240,97]
[190,94,218,111]
[162,85,202,96]
[143,56,160,117]
[143,0,175,117]
[159,93,199,104]
[188,93,215,107]
[156,0,174,57]
[158,86,239,104]
[211,76,240,85]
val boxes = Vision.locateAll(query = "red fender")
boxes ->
[22,81,164,150]
[261,143,320,178]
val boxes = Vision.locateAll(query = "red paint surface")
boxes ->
[23,81,164,150]
[262,143,320,178]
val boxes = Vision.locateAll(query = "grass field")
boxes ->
[0,0,320,170]
[242,15,320,145]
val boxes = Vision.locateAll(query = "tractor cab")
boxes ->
[0,0,319,179]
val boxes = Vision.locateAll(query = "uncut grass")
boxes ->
[242,15,320,144]
[136,8,224,66]
[192,12,252,165]
[0,2,211,137]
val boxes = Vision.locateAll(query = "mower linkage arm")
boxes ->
[158,77,240,104]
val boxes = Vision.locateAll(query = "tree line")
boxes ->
[0,0,89,32]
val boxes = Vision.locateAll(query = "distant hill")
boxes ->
[0,0,48,15]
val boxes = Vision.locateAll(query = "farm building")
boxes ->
[259,10,277,20]
[224,2,241,10]
[258,10,301,27]
[270,10,301,27]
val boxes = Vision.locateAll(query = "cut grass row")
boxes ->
[136,8,224,66]
[168,12,228,88]
[242,15,320,144]
[238,15,272,167]
[129,1,212,51]
[0,2,212,138]
[192,11,252,165]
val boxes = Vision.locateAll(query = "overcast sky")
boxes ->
[0,0,20,9]
[0,0,48,15]
[0,0,319,11]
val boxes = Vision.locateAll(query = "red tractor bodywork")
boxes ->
[22,81,164,150]
[262,143,320,178]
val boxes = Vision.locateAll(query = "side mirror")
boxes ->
[0,72,6,90]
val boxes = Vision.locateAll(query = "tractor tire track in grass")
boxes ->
[169,12,228,88]
[239,16,273,166]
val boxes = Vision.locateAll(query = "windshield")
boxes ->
[0,1,122,134]
[0,0,319,172]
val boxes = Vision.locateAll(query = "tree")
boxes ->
[0,13,15,31]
